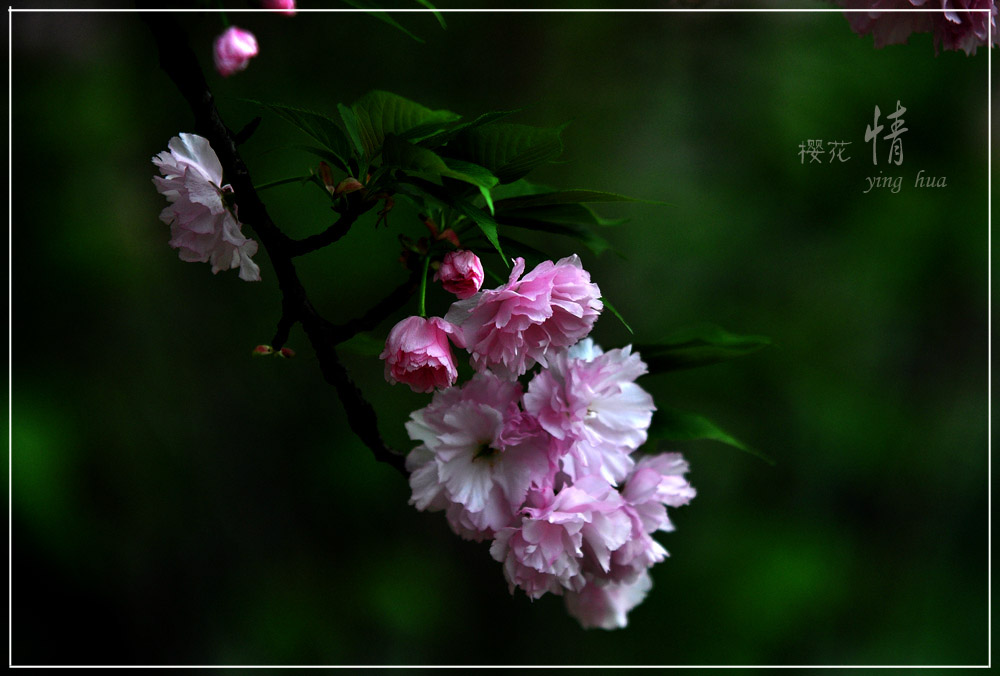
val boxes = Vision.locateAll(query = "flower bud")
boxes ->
[379,316,461,393]
[277,347,296,358]
[334,177,364,196]
[261,0,296,15]
[318,162,336,194]
[213,26,259,78]
[434,250,484,300]
[252,344,274,356]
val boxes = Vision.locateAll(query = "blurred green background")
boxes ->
[11,3,990,666]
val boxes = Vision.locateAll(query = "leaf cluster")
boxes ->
[258,91,663,266]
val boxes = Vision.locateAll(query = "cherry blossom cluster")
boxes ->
[840,0,997,55]
[381,253,696,629]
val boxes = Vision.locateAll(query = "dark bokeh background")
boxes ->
[11,3,990,666]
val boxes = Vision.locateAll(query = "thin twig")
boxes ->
[143,12,407,477]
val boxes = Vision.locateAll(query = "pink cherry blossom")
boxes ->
[523,341,655,484]
[597,453,696,585]
[261,0,296,15]
[445,256,603,379]
[490,476,632,598]
[152,133,261,281]
[380,316,460,393]
[213,26,259,77]
[840,0,997,55]
[434,250,485,300]
[564,571,653,630]
[404,372,555,539]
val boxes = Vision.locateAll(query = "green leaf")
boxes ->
[499,203,627,227]
[383,135,498,192]
[341,0,426,43]
[494,189,668,211]
[447,122,565,184]
[648,407,774,464]
[419,109,519,149]
[494,204,614,255]
[290,144,349,172]
[637,324,772,373]
[441,157,500,191]
[600,296,633,334]
[258,102,351,166]
[337,103,366,159]
[415,0,447,29]
[489,179,553,201]
[453,199,505,263]
[500,218,611,255]
[351,90,460,157]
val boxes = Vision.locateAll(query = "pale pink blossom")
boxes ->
[213,26,259,77]
[599,453,696,584]
[434,250,485,300]
[564,571,653,630]
[445,256,603,379]
[405,372,554,539]
[840,0,997,55]
[524,342,655,485]
[261,0,296,15]
[490,476,632,598]
[152,133,261,281]
[380,316,460,393]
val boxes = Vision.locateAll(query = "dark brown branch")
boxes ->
[329,270,422,344]
[143,12,406,477]
[286,211,360,257]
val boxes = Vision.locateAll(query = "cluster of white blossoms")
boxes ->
[403,271,696,630]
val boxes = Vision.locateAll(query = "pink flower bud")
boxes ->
[213,26,259,78]
[334,177,364,196]
[318,162,336,194]
[252,344,274,356]
[379,316,461,393]
[277,347,296,358]
[434,250,484,300]
[261,0,296,15]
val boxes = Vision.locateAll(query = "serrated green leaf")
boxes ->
[647,407,774,464]
[258,102,351,166]
[441,157,499,191]
[351,90,459,157]
[483,188,629,255]
[447,122,564,184]
[637,324,771,373]
[383,135,498,192]
[289,144,349,172]
[453,199,505,263]
[419,109,519,149]
[337,103,366,159]
[494,189,669,211]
